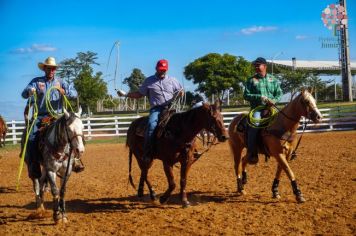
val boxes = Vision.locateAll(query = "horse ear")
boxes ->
[309,87,314,94]
[76,106,82,117]
[214,99,221,112]
[63,107,70,119]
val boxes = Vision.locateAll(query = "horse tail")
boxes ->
[128,149,136,189]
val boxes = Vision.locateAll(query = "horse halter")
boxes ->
[64,116,85,153]
[207,106,227,142]
[300,93,321,122]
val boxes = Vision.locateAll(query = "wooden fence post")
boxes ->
[11,120,17,144]
[114,116,119,136]
[87,119,92,140]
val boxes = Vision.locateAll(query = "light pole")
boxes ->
[271,51,283,75]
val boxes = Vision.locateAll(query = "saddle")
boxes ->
[135,107,176,139]
[234,113,297,159]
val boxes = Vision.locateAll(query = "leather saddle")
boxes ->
[135,108,176,139]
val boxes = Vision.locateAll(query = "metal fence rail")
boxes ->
[4,108,356,144]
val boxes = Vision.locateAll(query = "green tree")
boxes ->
[185,91,204,106]
[277,67,310,100]
[123,68,146,112]
[73,66,107,114]
[306,74,327,102]
[58,51,107,114]
[123,68,146,92]
[184,53,253,102]
[57,51,99,85]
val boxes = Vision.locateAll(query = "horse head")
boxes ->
[63,107,85,156]
[298,89,323,123]
[203,101,229,142]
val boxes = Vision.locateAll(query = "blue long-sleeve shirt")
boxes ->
[21,76,77,116]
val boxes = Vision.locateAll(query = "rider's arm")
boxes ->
[272,80,283,103]
[126,91,144,99]
[21,78,38,99]
[61,81,78,99]
[243,78,262,102]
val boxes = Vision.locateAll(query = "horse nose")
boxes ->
[76,146,85,154]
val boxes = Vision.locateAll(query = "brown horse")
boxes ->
[126,102,229,207]
[228,90,323,203]
[0,115,7,147]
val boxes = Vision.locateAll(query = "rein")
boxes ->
[270,103,309,160]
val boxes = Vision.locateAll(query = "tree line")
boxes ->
[58,51,342,114]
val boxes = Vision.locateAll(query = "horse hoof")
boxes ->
[137,190,144,198]
[182,201,190,208]
[150,192,157,201]
[296,195,306,203]
[272,193,281,199]
[62,216,69,224]
[237,190,246,196]
[159,196,169,204]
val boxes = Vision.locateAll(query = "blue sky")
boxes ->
[0,0,355,120]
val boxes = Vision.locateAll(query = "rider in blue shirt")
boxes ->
[119,59,184,164]
[21,57,79,179]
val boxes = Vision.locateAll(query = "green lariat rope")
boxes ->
[45,86,74,118]
[247,105,278,129]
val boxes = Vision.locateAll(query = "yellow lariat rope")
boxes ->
[247,105,278,129]
[16,92,38,190]
[45,86,74,118]
[16,87,74,190]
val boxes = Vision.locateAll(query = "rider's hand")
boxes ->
[261,96,274,106]
[116,89,127,97]
[55,85,65,95]
[28,87,36,96]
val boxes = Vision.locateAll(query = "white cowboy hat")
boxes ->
[38,57,58,71]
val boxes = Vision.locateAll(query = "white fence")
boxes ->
[4,107,356,144]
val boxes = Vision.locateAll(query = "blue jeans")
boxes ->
[144,106,164,153]
[247,111,262,156]
[25,116,43,179]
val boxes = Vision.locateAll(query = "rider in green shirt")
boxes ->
[243,57,283,164]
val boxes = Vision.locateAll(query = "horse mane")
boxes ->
[51,113,77,148]
[164,104,210,137]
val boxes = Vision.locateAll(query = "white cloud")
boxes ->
[11,44,57,54]
[295,35,308,40]
[240,26,278,35]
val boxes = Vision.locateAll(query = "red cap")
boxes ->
[156,59,168,71]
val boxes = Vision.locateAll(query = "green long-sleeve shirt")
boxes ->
[243,73,283,109]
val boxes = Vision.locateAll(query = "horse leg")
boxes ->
[276,154,306,203]
[47,171,62,223]
[59,177,69,224]
[272,164,283,199]
[231,142,246,195]
[137,168,147,198]
[180,158,192,208]
[159,163,175,204]
[145,178,156,201]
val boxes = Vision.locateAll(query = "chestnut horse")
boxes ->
[228,90,322,203]
[126,102,229,207]
[0,115,7,147]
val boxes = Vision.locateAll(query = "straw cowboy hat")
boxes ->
[38,57,58,71]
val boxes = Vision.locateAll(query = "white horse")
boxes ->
[32,108,85,224]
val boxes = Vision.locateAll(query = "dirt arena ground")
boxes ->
[0,131,355,235]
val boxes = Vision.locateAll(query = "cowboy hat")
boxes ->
[38,57,58,71]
